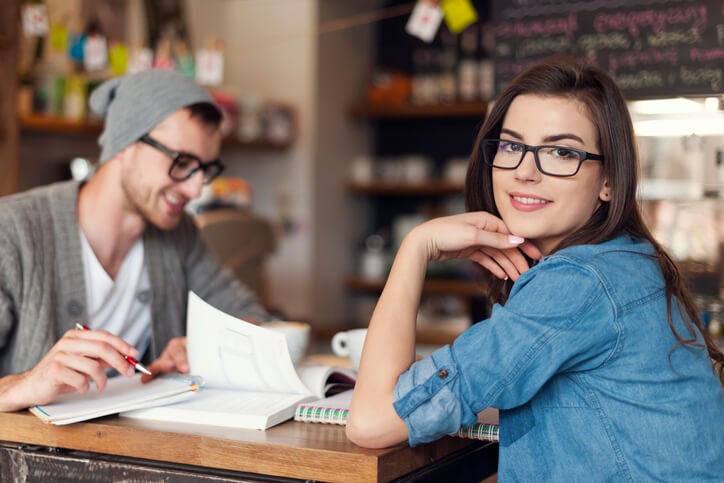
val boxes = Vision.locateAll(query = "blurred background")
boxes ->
[0,0,722,347]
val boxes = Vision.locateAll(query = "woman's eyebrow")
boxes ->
[500,129,587,145]
[543,133,585,144]
[500,128,523,139]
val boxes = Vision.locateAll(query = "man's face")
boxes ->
[118,109,222,230]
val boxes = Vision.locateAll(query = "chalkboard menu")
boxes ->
[492,0,723,98]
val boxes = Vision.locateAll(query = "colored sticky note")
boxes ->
[405,1,444,43]
[84,35,108,71]
[69,32,86,62]
[109,43,128,75]
[49,24,68,51]
[128,47,153,74]
[21,4,49,36]
[441,0,478,34]
[196,49,224,86]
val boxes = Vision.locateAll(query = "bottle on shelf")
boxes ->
[62,72,88,121]
[411,47,428,105]
[457,25,478,102]
[438,50,458,104]
[29,40,69,117]
[438,29,458,104]
[478,22,495,101]
[708,300,722,341]
[359,233,389,281]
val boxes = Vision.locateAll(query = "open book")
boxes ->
[29,374,202,425]
[295,390,499,442]
[120,292,356,430]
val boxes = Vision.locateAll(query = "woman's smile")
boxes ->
[509,193,551,212]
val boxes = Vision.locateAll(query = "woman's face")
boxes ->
[492,94,608,255]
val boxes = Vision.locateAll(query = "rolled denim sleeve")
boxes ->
[393,345,478,446]
[392,255,621,448]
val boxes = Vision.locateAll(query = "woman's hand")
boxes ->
[411,211,542,281]
[347,211,542,448]
[142,336,188,382]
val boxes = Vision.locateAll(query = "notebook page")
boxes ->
[30,374,200,425]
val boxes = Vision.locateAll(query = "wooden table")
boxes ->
[0,411,497,482]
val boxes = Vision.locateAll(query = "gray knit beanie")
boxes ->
[89,69,217,163]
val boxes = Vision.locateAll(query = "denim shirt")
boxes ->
[394,235,724,481]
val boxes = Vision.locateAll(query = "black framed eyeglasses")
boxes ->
[480,139,604,177]
[138,134,225,184]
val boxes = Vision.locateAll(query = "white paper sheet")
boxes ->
[186,292,310,395]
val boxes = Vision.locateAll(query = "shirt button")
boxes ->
[137,290,151,304]
[437,369,449,379]
[67,300,83,317]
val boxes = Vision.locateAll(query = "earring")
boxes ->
[602,191,610,200]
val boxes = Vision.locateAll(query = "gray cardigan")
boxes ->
[0,180,269,375]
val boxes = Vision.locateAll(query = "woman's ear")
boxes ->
[599,179,611,202]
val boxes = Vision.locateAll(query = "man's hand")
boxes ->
[142,336,188,382]
[0,328,139,412]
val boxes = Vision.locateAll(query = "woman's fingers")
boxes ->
[469,250,509,279]
[470,245,532,281]
[519,240,543,261]
[414,212,542,280]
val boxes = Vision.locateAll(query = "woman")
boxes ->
[346,56,724,481]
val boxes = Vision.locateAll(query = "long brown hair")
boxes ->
[465,55,723,369]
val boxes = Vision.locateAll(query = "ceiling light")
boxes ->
[629,98,705,115]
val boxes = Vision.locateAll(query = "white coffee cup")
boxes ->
[331,328,367,370]
[263,321,311,365]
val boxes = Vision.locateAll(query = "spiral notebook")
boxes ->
[294,390,500,442]
[294,389,352,425]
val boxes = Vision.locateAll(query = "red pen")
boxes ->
[74,322,153,376]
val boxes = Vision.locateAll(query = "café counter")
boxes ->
[0,410,497,482]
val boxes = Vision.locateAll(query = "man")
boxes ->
[0,69,269,411]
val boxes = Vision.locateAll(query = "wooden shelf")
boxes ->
[19,114,293,151]
[416,323,468,345]
[20,113,103,135]
[349,101,488,119]
[221,136,292,151]
[347,180,464,195]
[345,276,485,297]
[313,319,468,347]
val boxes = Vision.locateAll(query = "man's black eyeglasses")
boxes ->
[480,139,604,177]
[138,134,225,184]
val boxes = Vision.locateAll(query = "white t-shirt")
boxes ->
[79,231,152,357]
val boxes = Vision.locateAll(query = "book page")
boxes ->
[123,388,313,430]
[296,363,356,398]
[186,292,310,396]
[297,389,353,412]
[151,389,309,415]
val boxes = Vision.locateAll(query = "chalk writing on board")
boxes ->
[492,0,724,98]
